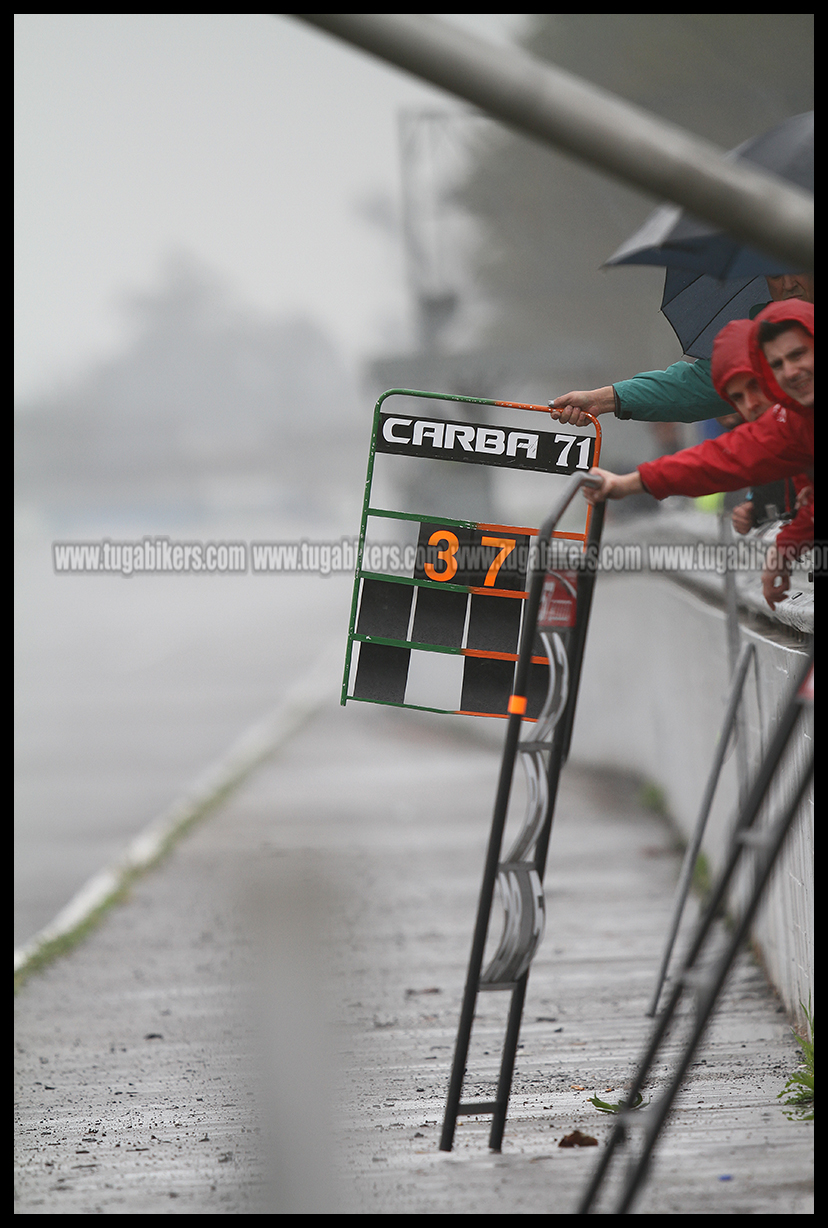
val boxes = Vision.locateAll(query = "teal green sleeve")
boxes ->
[613,359,730,423]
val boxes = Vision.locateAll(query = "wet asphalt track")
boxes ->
[15,693,813,1214]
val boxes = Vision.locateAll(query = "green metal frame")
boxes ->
[341,388,601,715]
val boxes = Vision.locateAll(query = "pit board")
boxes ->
[342,389,601,719]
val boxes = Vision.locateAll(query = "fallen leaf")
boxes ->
[559,1130,598,1148]
[589,1091,648,1114]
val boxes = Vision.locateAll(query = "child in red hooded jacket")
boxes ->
[582,301,814,608]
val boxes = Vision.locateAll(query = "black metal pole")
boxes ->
[534,504,605,878]
[559,500,605,766]
[438,707,525,1152]
[440,474,600,1152]
[488,971,529,1151]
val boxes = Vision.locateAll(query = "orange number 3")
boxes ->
[425,530,459,581]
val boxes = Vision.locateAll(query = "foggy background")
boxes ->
[14,14,814,947]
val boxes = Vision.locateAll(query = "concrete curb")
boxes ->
[13,641,344,980]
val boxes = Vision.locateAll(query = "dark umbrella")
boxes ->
[604,112,813,358]
[659,269,769,359]
[605,112,813,279]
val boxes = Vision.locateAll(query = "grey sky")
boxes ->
[14,13,525,403]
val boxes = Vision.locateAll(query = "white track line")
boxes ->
[14,641,343,976]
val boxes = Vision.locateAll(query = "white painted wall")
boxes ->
[570,573,813,1025]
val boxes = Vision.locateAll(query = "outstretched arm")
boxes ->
[549,387,616,426]
[582,467,644,504]
[551,360,728,426]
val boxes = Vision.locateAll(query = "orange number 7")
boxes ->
[481,536,516,587]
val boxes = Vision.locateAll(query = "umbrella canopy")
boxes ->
[660,269,768,359]
[605,112,813,279]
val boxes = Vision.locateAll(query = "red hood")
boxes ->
[749,299,814,411]
[710,318,755,401]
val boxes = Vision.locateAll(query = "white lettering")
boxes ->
[554,433,575,467]
[444,422,476,451]
[382,417,412,444]
[412,420,445,447]
[475,427,506,455]
[506,431,538,459]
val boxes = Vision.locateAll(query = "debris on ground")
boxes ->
[558,1130,598,1148]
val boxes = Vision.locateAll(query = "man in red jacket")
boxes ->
[749,304,815,602]
[582,300,814,608]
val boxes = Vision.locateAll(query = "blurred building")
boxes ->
[14,254,365,521]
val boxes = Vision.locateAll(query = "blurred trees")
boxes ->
[14,253,362,515]
[452,14,814,377]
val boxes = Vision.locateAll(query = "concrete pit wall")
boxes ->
[570,569,813,1027]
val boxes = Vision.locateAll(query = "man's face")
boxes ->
[722,372,771,422]
[762,326,814,406]
[766,273,815,303]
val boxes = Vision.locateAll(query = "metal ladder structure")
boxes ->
[577,645,814,1214]
[440,472,605,1152]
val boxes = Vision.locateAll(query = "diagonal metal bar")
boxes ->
[289,14,813,271]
